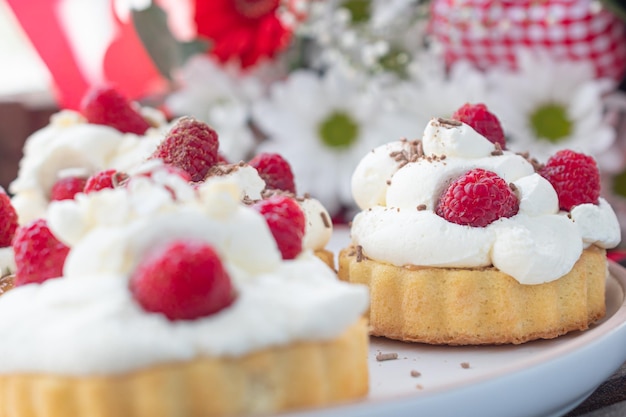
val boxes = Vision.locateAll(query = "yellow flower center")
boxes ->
[318,111,360,149]
[529,103,572,143]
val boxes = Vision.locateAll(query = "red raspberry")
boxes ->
[13,219,70,286]
[50,176,87,201]
[539,149,600,211]
[436,168,519,227]
[248,153,297,194]
[452,103,506,149]
[84,169,127,193]
[80,86,151,135]
[129,239,236,321]
[252,195,305,260]
[150,118,219,182]
[0,191,18,247]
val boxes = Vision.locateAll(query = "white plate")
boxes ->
[284,230,626,417]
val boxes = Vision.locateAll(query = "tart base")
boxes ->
[0,319,368,417]
[338,245,607,345]
[315,249,335,271]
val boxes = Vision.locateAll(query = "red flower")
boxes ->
[193,0,293,68]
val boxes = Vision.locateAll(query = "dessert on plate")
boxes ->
[0,161,369,417]
[338,103,621,345]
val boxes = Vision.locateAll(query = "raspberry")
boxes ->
[150,118,219,182]
[436,168,519,227]
[248,153,297,193]
[50,176,87,201]
[252,195,305,259]
[539,149,600,211]
[13,219,70,286]
[0,191,18,247]
[80,86,151,135]
[452,103,506,149]
[84,169,126,193]
[129,239,236,321]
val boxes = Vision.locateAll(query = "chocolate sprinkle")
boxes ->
[416,204,427,211]
[436,117,462,127]
[491,143,504,156]
[461,362,470,369]
[320,212,331,228]
[376,352,398,362]
[410,370,422,377]
[390,140,424,169]
[356,245,364,262]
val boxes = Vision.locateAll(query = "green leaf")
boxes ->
[600,0,626,21]
[132,3,209,80]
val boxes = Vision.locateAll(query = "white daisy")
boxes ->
[166,55,266,162]
[252,67,411,215]
[486,50,617,166]
[391,55,492,130]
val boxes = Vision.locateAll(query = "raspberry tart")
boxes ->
[339,104,621,345]
[0,161,369,416]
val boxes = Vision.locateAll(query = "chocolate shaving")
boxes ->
[376,352,398,362]
[356,245,364,262]
[517,152,544,172]
[436,117,462,127]
[241,195,255,205]
[320,212,331,228]
[206,163,241,177]
[460,362,470,369]
[390,140,424,169]
[491,143,504,156]
[410,370,421,377]
[260,188,298,200]
[416,204,427,211]
[111,172,129,188]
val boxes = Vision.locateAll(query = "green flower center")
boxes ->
[529,103,572,143]
[342,0,371,23]
[318,111,360,149]
[378,47,410,78]
[612,168,626,197]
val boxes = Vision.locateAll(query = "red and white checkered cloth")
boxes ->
[429,0,626,81]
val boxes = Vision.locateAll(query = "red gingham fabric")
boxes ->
[429,0,626,81]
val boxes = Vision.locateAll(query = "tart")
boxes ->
[340,105,620,345]
[0,162,369,416]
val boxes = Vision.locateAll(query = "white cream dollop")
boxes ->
[350,118,620,284]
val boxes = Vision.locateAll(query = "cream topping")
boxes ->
[0,166,368,375]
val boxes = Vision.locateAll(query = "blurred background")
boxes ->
[2,0,626,228]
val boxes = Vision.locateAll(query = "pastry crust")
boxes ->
[0,319,368,417]
[315,249,335,271]
[338,245,607,345]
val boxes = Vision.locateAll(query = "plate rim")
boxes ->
[285,261,626,417]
